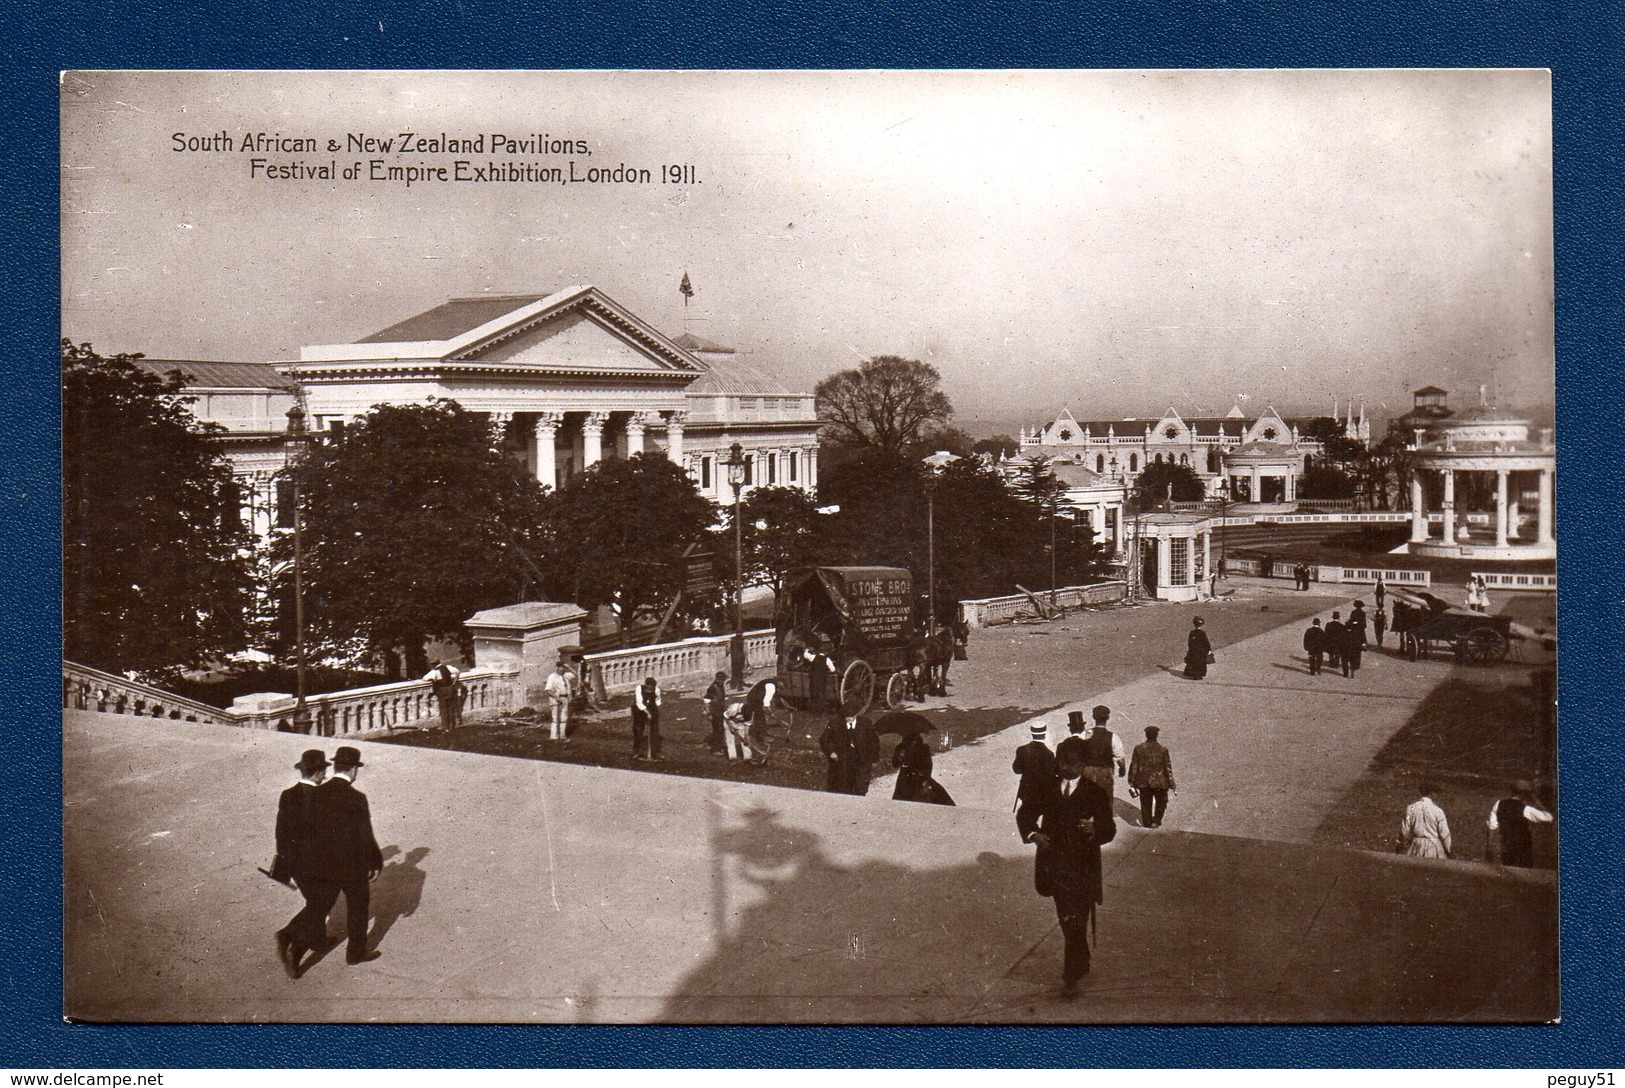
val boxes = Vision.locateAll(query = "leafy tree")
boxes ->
[735,485,836,595]
[542,453,717,643]
[284,400,548,678]
[1133,460,1205,506]
[815,355,954,456]
[972,434,1020,459]
[916,425,977,458]
[1299,461,1357,500]
[62,340,255,674]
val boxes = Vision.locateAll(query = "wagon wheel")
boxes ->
[883,670,911,709]
[1462,626,1510,665]
[840,659,876,715]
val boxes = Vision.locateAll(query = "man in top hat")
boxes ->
[1127,726,1176,828]
[1487,779,1554,869]
[1012,719,1058,818]
[273,748,329,979]
[1324,611,1347,676]
[307,746,384,965]
[1076,705,1126,794]
[1018,736,1117,993]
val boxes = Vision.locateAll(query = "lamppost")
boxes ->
[1216,476,1232,579]
[724,442,748,687]
[920,452,958,638]
[284,404,312,735]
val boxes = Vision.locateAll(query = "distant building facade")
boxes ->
[1014,403,1371,504]
[140,286,821,535]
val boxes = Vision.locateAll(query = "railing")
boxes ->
[1258,512,1411,524]
[62,662,236,724]
[1316,566,1432,587]
[960,580,1129,628]
[64,661,520,736]
[585,629,777,694]
[1472,571,1557,593]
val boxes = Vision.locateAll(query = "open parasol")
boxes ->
[873,710,935,737]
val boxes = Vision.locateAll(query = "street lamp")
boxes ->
[284,403,312,735]
[724,441,748,687]
[920,451,959,638]
[1216,476,1232,579]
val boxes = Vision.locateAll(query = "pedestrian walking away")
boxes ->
[1018,736,1116,993]
[1373,574,1386,612]
[1127,726,1176,828]
[1487,779,1554,868]
[819,708,879,795]
[1325,612,1346,676]
[1078,704,1126,794]
[1012,720,1058,817]
[1373,604,1388,650]
[305,746,384,966]
[1345,601,1367,675]
[703,671,729,755]
[272,748,329,979]
[1182,617,1212,680]
[631,676,663,760]
[1302,617,1325,675]
[544,663,572,741]
[1400,782,1451,858]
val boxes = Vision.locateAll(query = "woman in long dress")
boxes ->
[1182,617,1212,679]
[1400,783,1452,858]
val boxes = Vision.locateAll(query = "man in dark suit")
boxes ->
[819,709,880,795]
[1302,618,1325,675]
[272,748,329,979]
[1018,736,1116,993]
[1325,611,1347,676]
[306,745,385,965]
[1011,721,1057,818]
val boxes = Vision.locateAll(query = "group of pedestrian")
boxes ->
[1397,778,1553,868]
[1301,600,1369,677]
[1010,703,1177,992]
[1465,575,1491,613]
[1291,562,1314,590]
[270,745,383,980]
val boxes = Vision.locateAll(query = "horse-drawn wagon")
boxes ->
[1388,589,1517,664]
[775,566,949,714]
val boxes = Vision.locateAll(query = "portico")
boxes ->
[1406,407,1555,561]
[1219,442,1300,504]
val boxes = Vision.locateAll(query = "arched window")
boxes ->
[1129,453,1138,472]
[1096,454,1105,473]
[1180,453,1189,466]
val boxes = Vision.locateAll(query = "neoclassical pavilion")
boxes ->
[1131,513,1215,602]
[1406,406,1556,561]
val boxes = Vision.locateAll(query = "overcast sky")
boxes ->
[61,69,1554,431]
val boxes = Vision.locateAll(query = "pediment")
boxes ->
[465,309,694,374]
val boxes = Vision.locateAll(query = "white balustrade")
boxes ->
[959,581,1129,628]
[1471,571,1557,593]
[583,629,777,695]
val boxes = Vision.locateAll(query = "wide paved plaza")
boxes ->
[63,578,1557,1024]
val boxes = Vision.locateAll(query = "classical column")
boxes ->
[1250,465,1261,502]
[1537,467,1554,544]
[1090,504,1105,544]
[582,411,608,467]
[665,411,686,465]
[1441,469,1456,544]
[625,412,649,456]
[1495,469,1510,547]
[1202,529,1212,583]
[1156,535,1172,594]
[1410,472,1428,542]
[488,410,514,442]
[1284,470,1295,502]
[806,448,819,489]
[1185,532,1197,587]
[533,411,562,490]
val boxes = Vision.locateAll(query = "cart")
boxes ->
[775,566,923,714]
[1388,589,1515,665]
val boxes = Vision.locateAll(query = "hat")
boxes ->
[1311,618,1322,625]
[1029,722,1048,739]
[1066,710,1086,733]
[1144,726,1160,738]
[1354,600,1364,608]
[1192,617,1204,627]
[1055,736,1087,762]
[1092,704,1110,722]
[715,670,728,680]
[333,746,364,769]
[295,749,329,774]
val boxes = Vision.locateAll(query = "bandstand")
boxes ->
[1406,407,1555,561]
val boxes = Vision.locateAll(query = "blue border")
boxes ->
[10,0,1621,1069]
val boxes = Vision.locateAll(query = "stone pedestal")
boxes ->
[466,601,588,708]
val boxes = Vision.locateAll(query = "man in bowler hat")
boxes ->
[1018,736,1117,993]
[273,749,329,978]
[308,746,384,965]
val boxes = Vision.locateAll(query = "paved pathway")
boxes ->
[63,709,1556,1024]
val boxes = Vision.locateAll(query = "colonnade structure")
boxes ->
[157,286,822,537]
[1405,405,1556,561]
[1130,513,1214,602]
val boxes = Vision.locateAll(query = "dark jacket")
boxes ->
[1184,628,1212,667]
[1012,740,1059,812]
[273,781,323,883]
[1303,625,1325,653]
[308,776,383,883]
[819,714,879,793]
[1128,740,1175,791]
[1017,774,1116,904]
